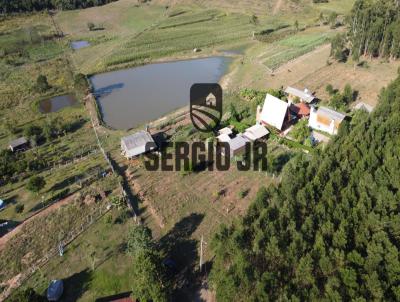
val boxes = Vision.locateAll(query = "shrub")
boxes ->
[26,176,46,193]
[35,75,50,92]
[15,204,24,214]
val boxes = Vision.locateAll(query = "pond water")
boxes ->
[90,56,232,129]
[39,95,78,113]
[71,40,90,50]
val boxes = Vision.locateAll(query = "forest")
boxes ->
[210,69,400,300]
[0,0,116,13]
[349,0,400,60]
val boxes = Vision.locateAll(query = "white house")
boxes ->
[259,94,289,131]
[309,106,346,135]
[121,130,156,159]
[285,86,315,103]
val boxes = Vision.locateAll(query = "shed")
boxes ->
[285,86,315,103]
[218,127,233,136]
[9,137,29,152]
[221,134,250,158]
[121,131,156,159]
[217,133,232,143]
[243,124,269,142]
[290,102,310,118]
[260,94,289,131]
[354,102,374,113]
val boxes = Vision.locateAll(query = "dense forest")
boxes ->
[0,0,117,13]
[210,70,400,300]
[349,0,400,60]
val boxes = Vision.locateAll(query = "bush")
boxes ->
[15,204,24,214]
[87,22,95,31]
[26,176,46,193]
[35,75,50,93]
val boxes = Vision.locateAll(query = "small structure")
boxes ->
[9,137,29,152]
[221,134,249,158]
[290,102,310,118]
[260,94,289,131]
[121,130,156,159]
[354,102,374,113]
[47,280,63,301]
[309,106,346,135]
[285,86,315,103]
[217,127,234,142]
[206,93,217,107]
[243,124,269,142]
[0,199,4,211]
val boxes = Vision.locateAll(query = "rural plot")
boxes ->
[260,30,335,71]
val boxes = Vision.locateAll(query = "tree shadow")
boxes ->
[58,269,92,302]
[158,213,204,299]
[0,219,20,237]
[93,83,124,98]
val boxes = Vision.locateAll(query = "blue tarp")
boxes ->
[0,200,4,210]
[47,280,63,301]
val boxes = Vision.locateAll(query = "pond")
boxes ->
[90,56,232,129]
[39,94,78,113]
[71,40,90,50]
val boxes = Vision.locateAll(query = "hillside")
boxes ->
[210,72,400,300]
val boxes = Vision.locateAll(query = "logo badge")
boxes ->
[190,83,223,132]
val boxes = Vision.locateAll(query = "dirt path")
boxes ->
[273,0,283,15]
[0,194,77,251]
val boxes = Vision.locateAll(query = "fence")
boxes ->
[0,202,111,301]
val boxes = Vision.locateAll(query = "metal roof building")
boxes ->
[221,134,250,158]
[243,124,270,141]
[285,86,315,103]
[121,131,156,159]
[9,137,29,152]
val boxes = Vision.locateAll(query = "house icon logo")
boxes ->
[190,83,223,132]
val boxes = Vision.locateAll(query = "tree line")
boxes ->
[209,69,400,300]
[0,0,117,13]
[332,0,400,62]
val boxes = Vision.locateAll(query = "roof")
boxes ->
[218,127,233,136]
[217,133,232,142]
[121,131,156,158]
[260,94,288,130]
[290,102,310,116]
[243,124,269,141]
[354,102,374,113]
[121,131,155,151]
[9,137,28,149]
[285,86,315,103]
[317,106,346,122]
[0,200,4,209]
[228,134,249,151]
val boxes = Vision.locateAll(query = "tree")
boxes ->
[87,22,95,31]
[127,225,170,302]
[326,84,335,95]
[8,287,45,302]
[250,14,259,25]
[26,176,46,193]
[35,75,50,92]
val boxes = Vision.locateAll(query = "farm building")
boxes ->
[9,137,29,152]
[354,102,374,113]
[285,86,315,103]
[243,124,269,142]
[121,130,156,159]
[221,134,250,158]
[309,106,346,135]
[259,94,289,131]
[290,102,310,118]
